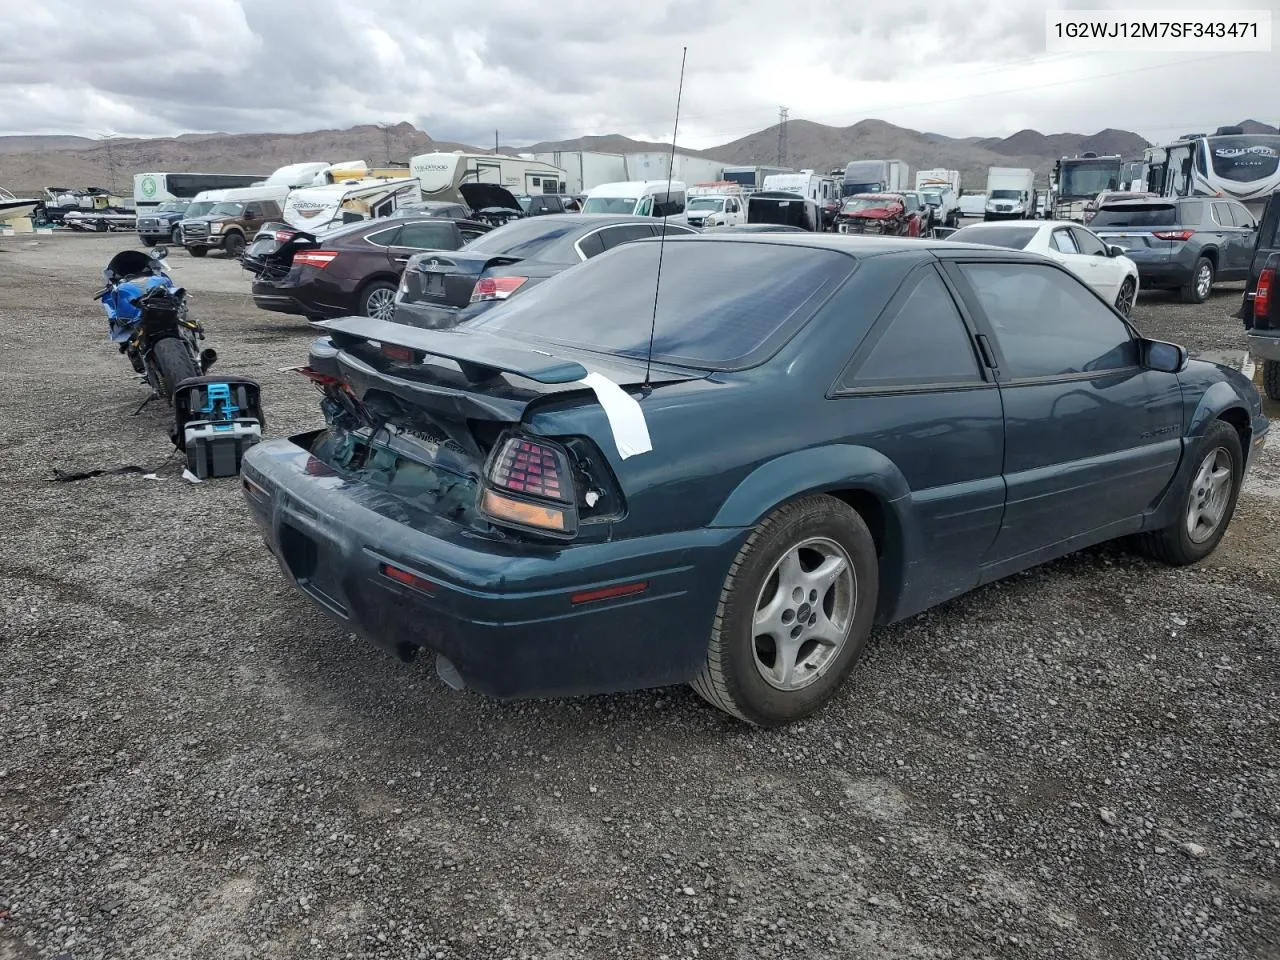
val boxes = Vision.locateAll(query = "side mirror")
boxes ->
[1141,338,1188,373]
[151,245,168,260]
[1107,245,1124,258]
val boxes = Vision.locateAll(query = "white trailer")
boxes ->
[623,152,727,187]
[721,164,793,193]
[410,152,567,205]
[530,151,629,195]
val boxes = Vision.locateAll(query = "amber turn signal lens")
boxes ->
[481,490,567,532]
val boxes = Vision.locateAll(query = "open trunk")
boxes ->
[300,316,703,537]
[243,227,319,279]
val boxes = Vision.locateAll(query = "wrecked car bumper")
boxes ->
[241,433,747,699]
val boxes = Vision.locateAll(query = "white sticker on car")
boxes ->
[577,372,652,459]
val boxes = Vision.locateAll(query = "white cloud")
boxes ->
[0,0,1276,147]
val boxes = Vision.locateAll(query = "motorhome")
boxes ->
[411,152,567,205]
[133,171,266,210]
[841,159,909,197]
[721,165,793,193]
[1050,153,1123,221]
[983,168,1036,220]
[685,183,748,228]
[582,180,688,223]
[280,177,422,233]
[1143,125,1280,217]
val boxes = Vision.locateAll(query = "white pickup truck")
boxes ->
[685,183,748,229]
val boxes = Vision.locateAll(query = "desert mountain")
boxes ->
[2,118,1274,198]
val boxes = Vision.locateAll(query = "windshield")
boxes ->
[990,190,1022,201]
[470,242,854,370]
[582,196,639,215]
[209,202,244,217]
[841,198,894,213]
[921,191,942,206]
[1058,161,1122,199]
[1088,203,1180,227]
[842,181,883,197]
[687,197,727,212]
[461,218,581,259]
[949,225,1039,249]
[156,201,188,213]
[184,202,216,218]
[1207,135,1280,183]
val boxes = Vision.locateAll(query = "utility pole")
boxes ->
[378,121,393,165]
[99,133,119,194]
[494,130,500,153]
[776,106,789,168]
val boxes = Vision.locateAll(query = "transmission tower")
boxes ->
[99,133,119,193]
[776,106,789,167]
[377,121,393,165]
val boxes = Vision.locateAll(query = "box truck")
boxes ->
[983,168,1036,220]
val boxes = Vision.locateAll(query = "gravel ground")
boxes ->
[1,234,1277,960]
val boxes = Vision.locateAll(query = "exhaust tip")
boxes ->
[435,654,465,691]
[199,348,218,372]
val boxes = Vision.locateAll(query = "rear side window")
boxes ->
[842,269,980,388]
[1089,204,1180,227]
[365,226,400,247]
[1050,229,1079,254]
[598,224,655,251]
[397,221,461,250]
[959,263,1136,378]
[471,241,855,370]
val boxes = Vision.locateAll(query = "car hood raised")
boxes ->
[459,183,523,212]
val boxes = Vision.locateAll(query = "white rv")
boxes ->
[411,152,567,205]
[281,177,422,233]
[582,180,688,223]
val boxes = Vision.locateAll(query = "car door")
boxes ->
[1209,202,1244,275]
[1223,201,1257,278]
[385,220,463,269]
[1070,225,1124,301]
[241,202,265,235]
[831,263,1005,603]
[946,259,1183,574]
[1046,226,1102,293]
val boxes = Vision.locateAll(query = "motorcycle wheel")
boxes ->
[153,337,200,403]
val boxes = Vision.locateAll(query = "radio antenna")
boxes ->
[643,46,687,393]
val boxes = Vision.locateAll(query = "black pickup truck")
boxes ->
[1240,190,1280,400]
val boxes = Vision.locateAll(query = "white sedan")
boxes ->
[948,219,1140,316]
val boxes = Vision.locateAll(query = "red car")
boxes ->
[834,193,924,237]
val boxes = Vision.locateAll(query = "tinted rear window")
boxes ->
[1089,204,1181,227]
[461,218,581,259]
[470,241,854,370]
[949,225,1039,250]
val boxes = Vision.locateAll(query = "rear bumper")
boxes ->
[241,435,748,699]
[1246,332,1280,362]
[1127,258,1188,289]
[392,300,465,330]
[251,281,346,319]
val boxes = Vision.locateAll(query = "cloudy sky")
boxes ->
[1,0,1277,147]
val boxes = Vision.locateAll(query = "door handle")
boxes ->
[394,256,410,263]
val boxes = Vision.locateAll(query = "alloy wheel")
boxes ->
[1115,278,1136,316]
[1186,447,1232,544]
[1196,263,1212,300]
[751,536,856,691]
[366,287,396,321]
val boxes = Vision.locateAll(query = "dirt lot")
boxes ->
[1,233,1277,960]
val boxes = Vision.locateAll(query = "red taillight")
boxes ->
[293,250,339,269]
[380,343,416,363]
[487,437,571,503]
[273,230,296,242]
[470,276,528,303]
[292,366,342,387]
[1255,266,1275,320]
[1152,230,1194,241]
[380,563,436,594]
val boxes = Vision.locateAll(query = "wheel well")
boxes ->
[823,488,903,622]
[356,274,400,303]
[1217,406,1251,452]
[1200,247,1218,268]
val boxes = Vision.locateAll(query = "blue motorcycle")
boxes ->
[94,246,215,403]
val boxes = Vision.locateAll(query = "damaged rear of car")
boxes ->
[241,236,855,701]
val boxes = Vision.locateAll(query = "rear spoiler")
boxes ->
[314,316,589,385]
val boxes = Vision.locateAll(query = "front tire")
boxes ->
[141,236,157,248]
[187,246,207,258]
[222,232,246,259]
[152,337,200,404]
[1181,256,1214,304]
[171,226,183,246]
[1135,420,1242,565]
[1115,276,1137,317]
[691,495,879,726]
[1264,359,1280,402]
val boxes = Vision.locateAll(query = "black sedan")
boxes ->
[242,234,1266,726]
[393,214,698,329]
[247,216,490,321]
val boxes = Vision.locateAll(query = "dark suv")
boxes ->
[1089,197,1257,303]
[183,199,283,259]
[1241,190,1280,399]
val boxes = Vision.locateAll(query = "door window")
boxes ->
[597,224,656,251]
[1211,201,1234,227]
[1070,227,1108,257]
[397,221,460,250]
[1050,228,1079,254]
[635,196,654,217]
[840,268,981,388]
[1226,202,1255,228]
[958,263,1137,379]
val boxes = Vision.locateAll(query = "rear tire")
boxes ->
[152,337,200,404]
[1115,277,1137,317]
[187,246,207,258]
[1134,420,1242,566]
[691,495,879,726]
[1264,359,1280,402]
[1181,256,1214,304]
[358,280,399,322]
[141,236,157,247]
